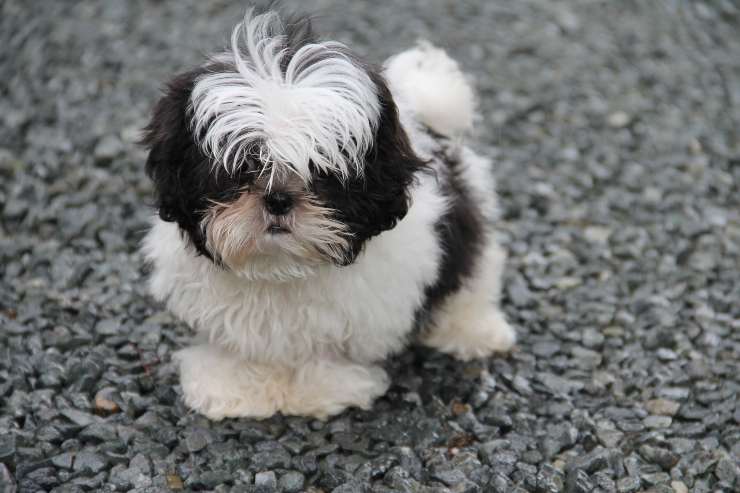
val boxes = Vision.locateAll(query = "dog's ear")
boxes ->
[315,68,428,265]
[141,69,202,225]
[363,69,426,230]
[141,69,224,259]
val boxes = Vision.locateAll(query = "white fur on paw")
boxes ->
[425,309,516,361]
[283,361,390,419]
[175,345,286,420]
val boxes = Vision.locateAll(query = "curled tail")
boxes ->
[384,41,475,138]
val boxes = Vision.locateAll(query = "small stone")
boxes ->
[638,445,679,470]
[79,423,117,442]
[670,480,688,493]
[431,467,467,487]
[513,374,532,394]
[571,346,603,368]
[331,482,366,493]
[655,387,690,400]
[490,472,514,493]
[60,409,97,427]
[129,454,152,476]
[714,456,737,484]
[667,438,695,454]
[94,135,124,162]
[541,423,578,458]
[533,341,561,358]
[110,466,151,490]
[608,111,631,128]
[645,399,680,417]
[278,471,305,493]
[484,452,517,476]
[581,328,605,348]
[451,400,471,416]
[50,452,75,470]
[0,433,16,467]
[480,405,513,429]
[567,447,610,474]
[537,373,584,394]
[583,227,611,244]
[561,147,580,161]
[593,471,616,491]
[72,452,107,475]
[596,428,623,448]
[185,470,232,490]
[93,388,120,414]
[166,475,184,490]
[643,415,672,429]
[641,472,671,486]
[385,466,422,492]
[617,476,641,493]
[255,471,277,493]
[251,447,292,469]
[656,348,678,361]
[184,428,213,453]
[565,469,594,493]
[536,464,564,493]
[507,274,534,307]
[94,319,120,336]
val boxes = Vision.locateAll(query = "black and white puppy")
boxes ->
[142,8,515,420]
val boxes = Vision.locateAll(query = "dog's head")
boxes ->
[142,8,425,279]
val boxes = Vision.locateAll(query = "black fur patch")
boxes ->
[414,143,486,332]
[312,69,427,264]
[142,66,258,260]
[142,9,426,265]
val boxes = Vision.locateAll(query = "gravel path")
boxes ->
[2,1,739,492]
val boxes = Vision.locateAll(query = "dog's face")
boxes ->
[143,10,425,278]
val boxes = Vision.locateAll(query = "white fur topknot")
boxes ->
[190,9,380,181]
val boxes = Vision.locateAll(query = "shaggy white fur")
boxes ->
[143,39,514,420]
[191,9,380,181]
[176,344,389,420]
[384,41,476,138]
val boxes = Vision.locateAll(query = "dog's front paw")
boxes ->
[175,345,389,420]
[283,360,390,419]
[175,345,287,420]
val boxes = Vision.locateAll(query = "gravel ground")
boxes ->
[2,1,740,492]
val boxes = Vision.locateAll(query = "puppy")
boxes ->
[141,7,515,420]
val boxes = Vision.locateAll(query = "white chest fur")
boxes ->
[142,171,447,366]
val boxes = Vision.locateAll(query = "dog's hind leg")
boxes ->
[421,242,516,361]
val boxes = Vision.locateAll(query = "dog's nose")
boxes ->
[264,191,293,216]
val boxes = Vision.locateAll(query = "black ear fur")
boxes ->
[141,67,248,259]
[313,68,428,265]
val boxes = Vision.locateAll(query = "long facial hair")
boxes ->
[201,173,350,279]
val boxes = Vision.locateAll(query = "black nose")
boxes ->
[264,191,293,216]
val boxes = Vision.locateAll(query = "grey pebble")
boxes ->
[254,471,277,493]
[565,469,594,493]
[184,428,214,453]
[93,135,124,162]
[72,452,107,475]
[616,476,641,493]
[638,445,679,470]
[278,471,305,493]
[0,434,16,468]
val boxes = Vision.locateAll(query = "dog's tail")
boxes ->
[384,41,475,138]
